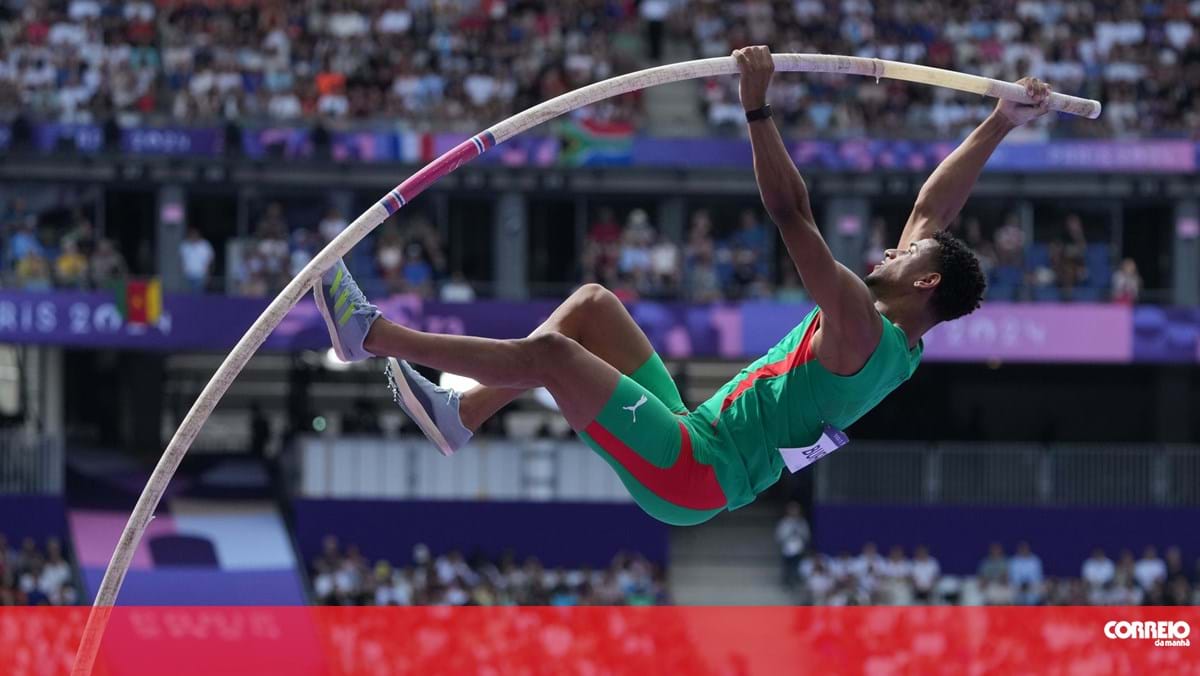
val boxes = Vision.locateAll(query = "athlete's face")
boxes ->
[864,238,942,294]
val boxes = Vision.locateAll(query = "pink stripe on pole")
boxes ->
[385,139,482,210]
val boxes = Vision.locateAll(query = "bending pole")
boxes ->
[71,53,1100,674]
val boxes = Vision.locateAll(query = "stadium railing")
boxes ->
[815,441,1200,506]
[0,428,63,494]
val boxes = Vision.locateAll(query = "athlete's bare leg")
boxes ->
[363,314,624,429]
[449,284,657,430]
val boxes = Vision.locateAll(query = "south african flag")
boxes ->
[559,118,634,167]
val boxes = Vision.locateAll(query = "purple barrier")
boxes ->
[0,291,1163,363]
[0,495,69,545]
[921,303,1133,362]
[4,123,1197,172]
[1132,306,1200,362]
[79,568,307,605]
[292,499,669,569]
[812,504,1200,577]
[987,140,1196,173]
[241,127,312,158]
[122,127,223,157]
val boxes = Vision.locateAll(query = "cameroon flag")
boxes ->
[113,278,162,325]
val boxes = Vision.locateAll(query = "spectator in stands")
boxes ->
[729,247,764,299]
[376,226,406,293]
[1111,258,1142,303]
[1165,547,1188,584]
[783,537,1193,607]
[617,209,654,292]
[318,208,348,246]
[994,214,1025,270]
[401,242,435,298]
[238,247,268,297]
[2,198,31,239]
[1166,574,1193,606]
[55,240,88,288]
[254,203,291,293]
[962,217,997,279]
[1163,546,1193,605]
[290,229,315,277]
[684,210,722,302]
[775,502,810,590]
[877,546,913,604]
[179,228,214,293]
[9,219,43,264]
[1081,548,1115,594]
[677,2,1199,138]
[1059,214,1090,297]
[11,0,1200,139]
[1114,548,1137,583]
[582,208,620,287]
[649,230,681,297]
[850,542,883,584]
[1031,241,1063,301]
[978,543,1008,585]
[910,545,941,604]
[0,536,76,606]
[803,556,835,604]
[640,0,670,61]
[63,213,96,258]
[38,538,72,602]
[310,536,668,606]
[727,209,773,281]
[611,272,641,303]
[1134,546,1167,591]
[830,550,866,605]
[403,219,446,293]
[440,271,476,303]
[1009,541,1044,595]
[684,248,721,303]
[588,207,623,248]
[17,252,53,291]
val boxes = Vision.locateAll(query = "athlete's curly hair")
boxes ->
[930,230,986,322]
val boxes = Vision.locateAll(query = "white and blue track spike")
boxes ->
[384,358,474,456]
[313,259,381,363]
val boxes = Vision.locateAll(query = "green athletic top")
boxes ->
[689,307,923,511]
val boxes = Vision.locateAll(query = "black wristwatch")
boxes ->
[745,104,773,123]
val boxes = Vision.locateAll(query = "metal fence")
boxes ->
[294,436,634,503]
[815,442,1200,506]
[0,429,63,494]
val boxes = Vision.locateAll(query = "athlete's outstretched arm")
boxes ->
[735,46,880,356]
[899,77,1052,249]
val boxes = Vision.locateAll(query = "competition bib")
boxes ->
[778,423,849,473]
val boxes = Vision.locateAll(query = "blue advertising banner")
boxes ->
[0,290,1168,363]
[3,123,1196,173]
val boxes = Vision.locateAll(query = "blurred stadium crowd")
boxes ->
[776,506,1199,607]
[0,199,128,292]
[4,521,1197,608]
[0,0,643,131]
[687,0,1199,138]
[0,535,78,606]
[309,536,669,606]
[0,0,1195,138]
[1,0,1176,302]
[1,195,1142,304]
